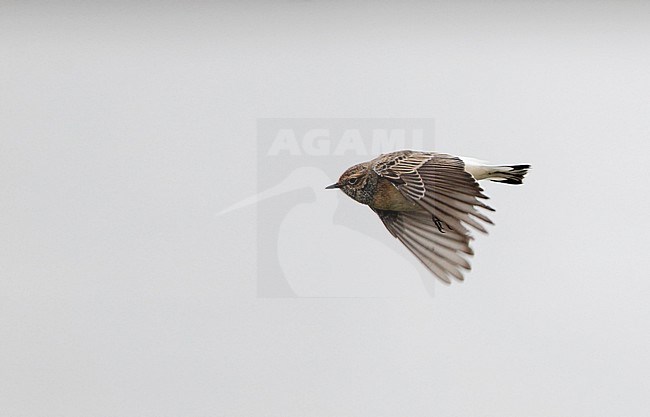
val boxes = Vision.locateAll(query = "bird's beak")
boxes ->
[325,183,340,190]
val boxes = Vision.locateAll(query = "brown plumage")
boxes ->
[326,150,530,284]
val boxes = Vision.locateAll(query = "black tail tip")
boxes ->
[489,164,531,185]
[509,164,532,171]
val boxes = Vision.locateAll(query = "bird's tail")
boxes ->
[483,164,531,185]
[460,157,531,185]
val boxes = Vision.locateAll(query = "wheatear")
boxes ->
[326,150,530,284]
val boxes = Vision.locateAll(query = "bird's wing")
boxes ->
[373,152,494,235]
[374,209,473,283]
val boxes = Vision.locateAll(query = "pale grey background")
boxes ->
[2,1,650,416]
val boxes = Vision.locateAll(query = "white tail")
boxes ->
[460,157,531,185]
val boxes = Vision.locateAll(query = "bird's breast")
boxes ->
[370,178,420,211]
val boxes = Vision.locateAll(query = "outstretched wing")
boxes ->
[374,209,473,283]
[373,151,494,235]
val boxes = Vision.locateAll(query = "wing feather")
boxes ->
[376,209,473,283]
[373,151,494,234]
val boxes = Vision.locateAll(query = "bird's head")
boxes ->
[326,163,374,204]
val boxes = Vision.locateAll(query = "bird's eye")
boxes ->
[348,177,358,185]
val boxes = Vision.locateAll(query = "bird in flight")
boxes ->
[326,150,530,284]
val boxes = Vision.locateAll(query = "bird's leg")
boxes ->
[432,215,445,233]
